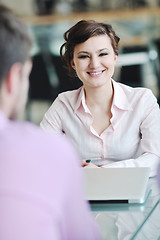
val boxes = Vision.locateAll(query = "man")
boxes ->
[0,5,100,240]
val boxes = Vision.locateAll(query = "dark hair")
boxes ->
[60,20,120,77]
[0,5,32,85]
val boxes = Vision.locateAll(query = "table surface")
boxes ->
[91,177,160,240]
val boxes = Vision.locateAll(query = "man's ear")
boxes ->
[71,60,76,70]
[6,63,22,94]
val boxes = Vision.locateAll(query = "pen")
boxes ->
[86,159,91,163]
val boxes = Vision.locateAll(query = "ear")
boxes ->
[6,63,23,94]
[71,59,76,70]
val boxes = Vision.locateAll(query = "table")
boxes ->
[91,177,160,240]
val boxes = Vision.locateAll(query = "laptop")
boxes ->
[83,167,150,204]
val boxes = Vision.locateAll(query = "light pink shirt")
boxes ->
[0,111,100,240]
[40,80,160,177]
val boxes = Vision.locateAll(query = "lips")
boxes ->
[87,70,105,77]
[89,71,102,75]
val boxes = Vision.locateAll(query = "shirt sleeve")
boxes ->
[62,145,101,240]
[103,153,159,177]
[40,97,63,133]
[104,90,160,177]
[0,196,62,240]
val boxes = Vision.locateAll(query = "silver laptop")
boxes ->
[83,167,150,204]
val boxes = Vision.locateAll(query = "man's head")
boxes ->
[0,5,32,119]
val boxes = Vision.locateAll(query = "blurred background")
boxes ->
[1,0,160,124]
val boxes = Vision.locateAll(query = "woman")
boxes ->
[40,20,160,176]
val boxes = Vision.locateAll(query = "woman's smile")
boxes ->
[87,70,106,78]
[71,35,117,88]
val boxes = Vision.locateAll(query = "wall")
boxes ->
[0,0,35,16]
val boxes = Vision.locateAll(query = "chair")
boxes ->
[29,53,58,101]
[115,45,159,99]
[116,45,149,87]
[51,54,82,93]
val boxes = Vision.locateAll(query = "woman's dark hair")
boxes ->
[60,20,120,77]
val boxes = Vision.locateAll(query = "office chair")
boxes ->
[117,45,149,87]
[51,54,82,94]
[29,53,58,101]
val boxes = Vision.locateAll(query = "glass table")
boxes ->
[91,177,160,240]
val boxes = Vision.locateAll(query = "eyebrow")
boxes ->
[77,48,109,55]
[77,51,89,55]
[99,48,109,52]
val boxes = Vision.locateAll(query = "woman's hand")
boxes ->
[82,160,100,168]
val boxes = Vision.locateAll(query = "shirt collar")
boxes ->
[74,80,133,113]
[74,87,89,113]
[112,79,133,111]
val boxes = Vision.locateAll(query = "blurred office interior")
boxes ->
[1,0,160,124]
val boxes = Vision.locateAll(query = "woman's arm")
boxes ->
[40,98,63,134]
[103,153,160,177]
[103,91,160,177]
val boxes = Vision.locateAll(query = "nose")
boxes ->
[89,56,100,68]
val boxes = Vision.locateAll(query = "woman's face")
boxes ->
[71,34,117,89]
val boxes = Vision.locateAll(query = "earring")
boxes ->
[75,70,78,78]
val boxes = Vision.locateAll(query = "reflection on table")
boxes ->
[91,177,160,240]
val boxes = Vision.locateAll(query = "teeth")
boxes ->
[89,71,102,75]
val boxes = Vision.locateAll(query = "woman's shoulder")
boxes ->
[113,81,158,109]
[47,87,83,113]
[55,87,83,106]
[116,81,154,98]
[57,87,82,98]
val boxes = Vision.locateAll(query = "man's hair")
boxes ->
[0,5,32,85]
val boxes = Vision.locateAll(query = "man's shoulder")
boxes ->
[2,119,78,167]
[6,120,72,150]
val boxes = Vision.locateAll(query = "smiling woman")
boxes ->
[70,35,117,90]
[40,20,160,177]
[60,20,119,77]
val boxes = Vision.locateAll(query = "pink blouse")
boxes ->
[41,80,160,177]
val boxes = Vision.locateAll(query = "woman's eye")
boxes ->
[78,55,89,59]
[99,53,108,56]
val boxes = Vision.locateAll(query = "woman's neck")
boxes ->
[84,81,114,111]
